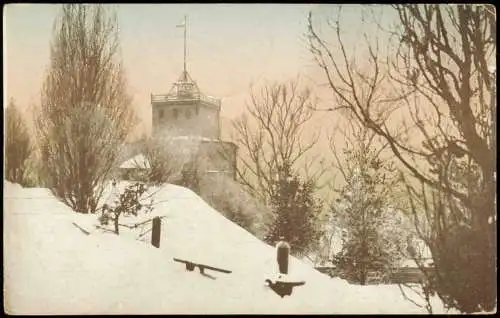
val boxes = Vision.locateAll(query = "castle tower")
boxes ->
[148,16,237,180]
[151,15,219,139]
[151,70,221,139]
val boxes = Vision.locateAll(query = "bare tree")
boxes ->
[307,4,496,313]
[36,4,136,214]
[5,99,32,185]
[231,77,323,205]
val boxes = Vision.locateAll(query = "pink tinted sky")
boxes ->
[3,4,331,133]
[3,3,395,148]
[4,4,398,196]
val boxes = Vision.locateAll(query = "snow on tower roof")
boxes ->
[169,135,218,142]
[167,71,201,99]
[151,71,221,107]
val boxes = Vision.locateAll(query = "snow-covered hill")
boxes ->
[3,181,455,314]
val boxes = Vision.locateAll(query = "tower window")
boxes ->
[196,106,199,115]
[186,109,192,119]
[173,108,178,119]
[159,109,165,119]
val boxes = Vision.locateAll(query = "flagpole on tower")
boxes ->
[176,15,188,81]
[183,14,187,76]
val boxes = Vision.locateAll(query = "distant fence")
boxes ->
[314,266,435,285]
[389,267,436,285]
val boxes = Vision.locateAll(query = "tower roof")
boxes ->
[150,70,220,107]
[150,16,220,107]
[167,70,201,99]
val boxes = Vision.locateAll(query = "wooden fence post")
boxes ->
[151,216,161,248]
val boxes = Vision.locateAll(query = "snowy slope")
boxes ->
[3,181,455,314]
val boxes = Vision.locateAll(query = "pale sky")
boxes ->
[3,3,400,199]
[3,4,330,134]
[4,3,391,132]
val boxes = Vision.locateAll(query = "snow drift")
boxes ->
[3,180,454,314]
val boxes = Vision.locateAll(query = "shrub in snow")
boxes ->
[99,182,154,235]
[5,99,32,187]
[404,156,496,313]
[199,174,273,238]
[139,136,197,185]
[21,151,45,188]
[138,134,207,195]
[330,145,408,285]
[176,161,202,194]
[205,193,252,230]
[264,163,324,257]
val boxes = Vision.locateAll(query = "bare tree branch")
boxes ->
[307,5,496,312]
[231,77,321,204]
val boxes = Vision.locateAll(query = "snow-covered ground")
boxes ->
[4,180,459,314]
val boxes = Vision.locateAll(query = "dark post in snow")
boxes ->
[276,237,290,275]
[151,216,161,248]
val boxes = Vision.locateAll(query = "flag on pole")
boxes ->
[176,20,185,28]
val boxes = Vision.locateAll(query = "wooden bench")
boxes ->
[173,258,232,275]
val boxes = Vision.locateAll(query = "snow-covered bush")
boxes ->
[139,135,202,186]
[199,173,273,239]
[330,133,409,285]
[21,151,45,188]
[99,182,154,235]
[263,163,324,257]
[5,99,32,186]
